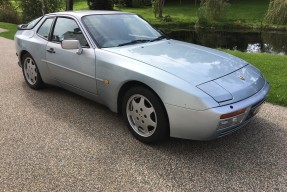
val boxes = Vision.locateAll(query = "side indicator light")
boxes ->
[220,108,246,119]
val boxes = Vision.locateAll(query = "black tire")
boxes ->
[122,86,169,144]
[22,53,44,89]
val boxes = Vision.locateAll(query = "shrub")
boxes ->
[265,0,287,25]
[0,0,9,4]
[16,0,64,23]
[87,0,113,10]
[198,0,230,22]
[0,1,21,24]
[125,0,133,7]
[132,0,141,7]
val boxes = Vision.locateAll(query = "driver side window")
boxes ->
[52,17,89,47]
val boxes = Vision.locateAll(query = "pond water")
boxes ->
[166,30,287,55]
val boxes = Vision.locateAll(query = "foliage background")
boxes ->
[0,0,20,24]
[198,0,230,23]
[265,0,287,25]
[86,0,113,10]
[16,0,64,23]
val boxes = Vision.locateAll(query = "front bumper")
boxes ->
[165,81,270,140]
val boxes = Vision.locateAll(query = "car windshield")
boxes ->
[82,14,163,48]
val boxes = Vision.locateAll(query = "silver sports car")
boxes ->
[15,11,270,143]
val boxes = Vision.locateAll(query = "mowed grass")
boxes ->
[117,3,199,25]
[74,0,89,10]
[73,0,199,25]
[225,50,287,107]
[0,22,17,40]
[226,0,269,23]
[73,0,270,27]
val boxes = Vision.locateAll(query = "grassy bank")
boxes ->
[225,50,287,107]
[73,0,286,31]
[0,22,17,39]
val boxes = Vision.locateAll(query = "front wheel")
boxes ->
[122,86,169,144]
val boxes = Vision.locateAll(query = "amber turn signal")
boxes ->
[220,108,246,119]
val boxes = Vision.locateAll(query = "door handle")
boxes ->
[47,48,55,54]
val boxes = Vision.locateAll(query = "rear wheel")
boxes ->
[22,53,44,89]
[122,86,169,144]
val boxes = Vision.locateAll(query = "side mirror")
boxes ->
[61,40,83,55]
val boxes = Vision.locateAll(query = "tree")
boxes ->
[265,0,287,25]
[0,0,20,24]
[198,0,230,22]
[16,0,64,22]
[41,0,45,15]
[151,0,165,18]
[0,0,10,5]
[158,0,164,18]
[66,0,74,11]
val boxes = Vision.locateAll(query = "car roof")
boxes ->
[45,10,133,18]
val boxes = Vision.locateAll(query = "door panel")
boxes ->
[46,43,97,95]
[45,16,97,95]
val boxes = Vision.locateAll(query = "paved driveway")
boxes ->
[0,37,287,191]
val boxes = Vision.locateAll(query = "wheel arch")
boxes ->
[117,80,170,136]
[117,81,170,135]
[20,50,30,65]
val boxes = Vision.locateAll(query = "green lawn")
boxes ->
[0,22,17,40]
[73,0,199,25]
[73,0,277,30]
[226,0,268,23]
[225,50,287,107]
[74,0,89,10]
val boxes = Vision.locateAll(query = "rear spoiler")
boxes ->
[17,24,29,30]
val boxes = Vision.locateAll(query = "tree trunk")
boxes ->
[66,0,74,11]
[158,0,164,18]
[41,0,45,15]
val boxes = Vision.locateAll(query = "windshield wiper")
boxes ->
[117,35,169,47]
[149,35,168,42]
[117,39,150,47]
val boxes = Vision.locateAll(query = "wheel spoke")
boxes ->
[145,116,156,128]
[30,63,36,69]
[138,97,146,109]
[127,107,137,119]
[140,125,149,134]
[131,99,139,110]
[144,107,154,117]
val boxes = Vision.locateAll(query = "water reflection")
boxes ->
[167,30,287,54]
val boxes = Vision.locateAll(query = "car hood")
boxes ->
[104,39,248,85]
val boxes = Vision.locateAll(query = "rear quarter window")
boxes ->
[19,17,43,30]
[26,17,43,29]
